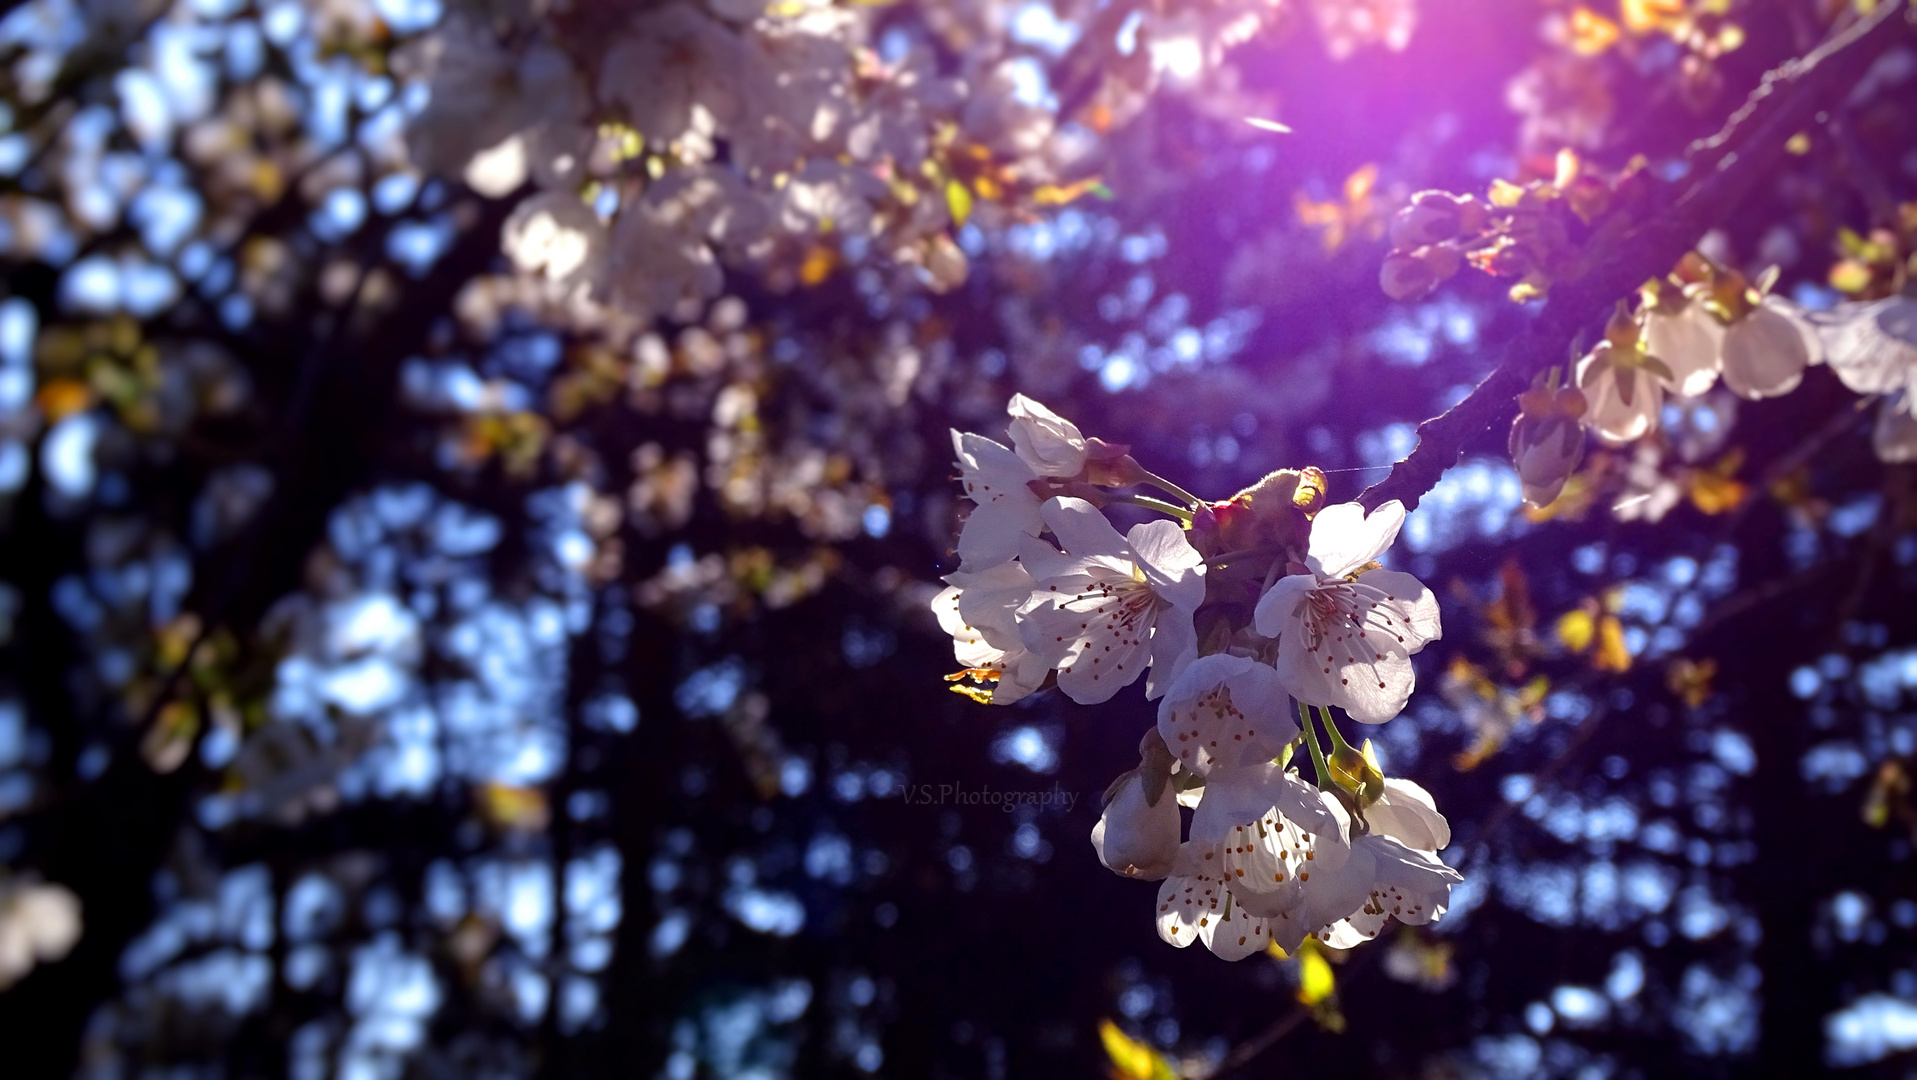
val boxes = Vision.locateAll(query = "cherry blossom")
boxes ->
[1149,763,1461,957]
[1576,341,1664,445]
[1155,653,1298,777]
[1154,764,1352,960]
[1005,394,1088,478]
[398,18,584,180]
[1818,295,1917,398]
[1253,500,1440,723]
[502,192,605,291]
[1018,498,1205,704]
[597,3,750,145]
[949,431,1043,572]
[931,560,1048,705]
[1298,830,1462,951]
[1298,778,1460,950]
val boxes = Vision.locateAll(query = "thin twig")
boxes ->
[1357,1,1911,514]
[1211,1005,1309,1077]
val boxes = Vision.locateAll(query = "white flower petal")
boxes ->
[1040,496,1129,560]
[1271,840,1379,953]
[1358,567,1442,646]
[1092,771,1182,879]
[952,430,1043,570]
[1577,351,1662,444]
[1018,584,1153,704]
[1261,568,1433,724]
[1189,764,1348,849]
[1252,572,1315,640]
[1144,607,1197,701]
[1127,519,1206,610]
[943,560,1036,651]
[1643,303,1724,398]
[1720,299,1817,400]
[1006,393,1088,477]
[1200,901,1272,960]
[1155,869,1217,949]
[1821,295,1917,397]
[1364,779,1450,851]
[1306,500,1406,579]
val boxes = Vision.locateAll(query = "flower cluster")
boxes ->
[1508,254,1834,510]
[1579,259,1822,445]
[396,0,1076,333]
[935,397,1458,959]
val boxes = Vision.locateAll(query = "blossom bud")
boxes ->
[1672,251,1714,286]
[1291,466,1328,514]
[1006,393,1088,477]
[1091,768,1181,880]
[1509,406,1584,508]
[1380,245,1458,301]
[1086,453,1150,488]
[1602,299,1642,351]
[1218,469,1317,555]
[1327,737,1387,808]
[1389,191,1467,249]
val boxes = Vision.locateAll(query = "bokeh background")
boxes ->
[0,0,1913,1076]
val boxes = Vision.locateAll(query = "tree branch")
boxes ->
[1357,0,1912,513]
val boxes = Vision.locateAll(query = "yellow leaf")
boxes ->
[1555,608,1595,653]
[1829,259,1874,295]
[478,782,551,831]
[1687,471,1747,515]
[945,179,973,227]
[1666,657,1717,708]
[1594,614,1632,673]
[1098,1019,1175,1080]
[799,246,838,286]
[1487,178,1526,208]
[1032,177,1105,206]
[36,378,95,422]
[1621,0,1683,32]
[1297,938,1336,1005]
[251,160,284,203]
[1569,7,1621,54]
[1343,164,1379,203]
[1785,132,1810,155]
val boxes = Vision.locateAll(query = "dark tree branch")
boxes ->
[1357,0,1912,513]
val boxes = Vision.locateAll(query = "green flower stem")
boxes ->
[1137,468,1202,510]
[1316,706,1356,758]
[1297,699,1333,791]
[1114,493,1195,523]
